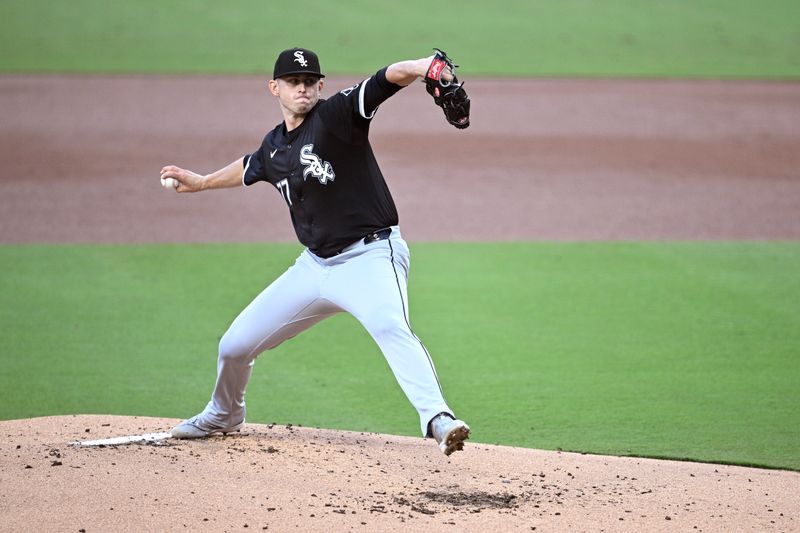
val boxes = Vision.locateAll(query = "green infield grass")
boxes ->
[1,242,798,470]
[1,0,798,78]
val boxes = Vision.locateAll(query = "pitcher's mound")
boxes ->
[1,415,796,532]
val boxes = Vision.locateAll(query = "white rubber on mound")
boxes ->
[73,432,172,446]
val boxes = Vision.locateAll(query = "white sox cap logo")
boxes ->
[300,144,335,185]
[274,48,323,79]
[293,51,308,67]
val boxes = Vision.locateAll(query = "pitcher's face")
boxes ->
[270,75,323,116]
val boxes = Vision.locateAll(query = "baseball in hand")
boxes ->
[161,177,179,189]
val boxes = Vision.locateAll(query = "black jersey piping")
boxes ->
[387,239,446,399]
[242,155,252,186]
[358,78,377,120]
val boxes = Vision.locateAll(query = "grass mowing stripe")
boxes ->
[1,0,798,77]
[0,242,798,470]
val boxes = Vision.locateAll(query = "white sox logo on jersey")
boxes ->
[293,51,308,67]
[300,144,335,185]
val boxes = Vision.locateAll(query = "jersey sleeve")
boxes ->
[317,67,403,140]
[242,136,269,186]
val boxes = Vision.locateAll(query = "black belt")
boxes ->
[363,227,392,245]
[333,228,392,256]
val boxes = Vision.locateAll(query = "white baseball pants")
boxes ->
[198,226,453,436]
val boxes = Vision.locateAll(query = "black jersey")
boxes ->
[243,67,404,258]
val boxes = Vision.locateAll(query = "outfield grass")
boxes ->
[1,0,798,77]
[1,243,798,470]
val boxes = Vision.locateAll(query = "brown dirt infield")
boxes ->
[1,75,799,531]
[1,75,799,242]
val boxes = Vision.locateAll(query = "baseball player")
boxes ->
[160,47,471,455]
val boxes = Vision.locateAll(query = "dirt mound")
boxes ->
[1,415,796,532]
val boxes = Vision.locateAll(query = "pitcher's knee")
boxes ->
[218,333,258,365]
[364,313,410,340]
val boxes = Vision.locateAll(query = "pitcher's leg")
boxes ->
[326,237,453,436]
[199,253,340,429]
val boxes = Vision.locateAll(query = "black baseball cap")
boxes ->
[273,47,325,79]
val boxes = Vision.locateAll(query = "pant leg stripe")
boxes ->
[387,239,446,399]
